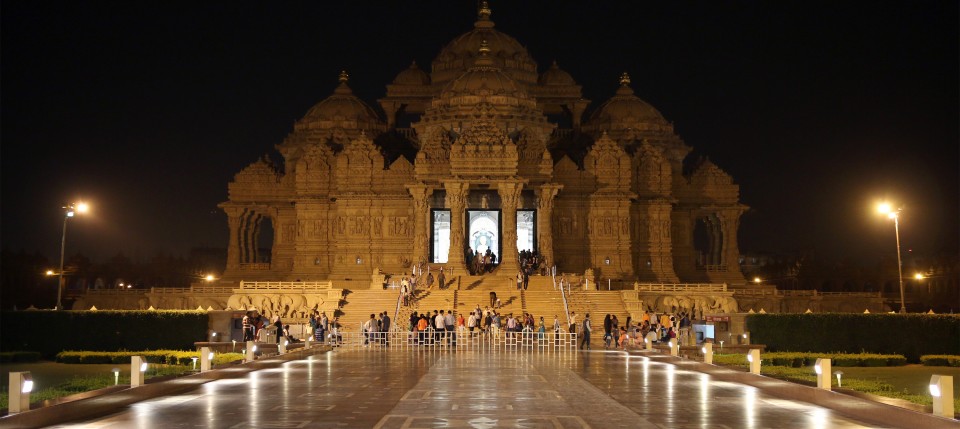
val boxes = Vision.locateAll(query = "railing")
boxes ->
[733,289,883,298]
[635,283,728,292]
[239,263,271,270]
[553,267,571,329]
[697,265,728,272]
[239,281,333,290]
[329,329,579,352]
[85,289,143,295]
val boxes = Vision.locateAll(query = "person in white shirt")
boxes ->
[467,312,478,335]
[434,311,445,343]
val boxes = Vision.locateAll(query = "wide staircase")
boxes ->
[565,289,631,327]
[454,275,522,317]
[522,276,569,324]
[406,288,457,319]
[336,273,632,336]
[338,289,400,333]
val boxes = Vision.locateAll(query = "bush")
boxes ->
[1,310,208,358]
[921,355,960,367]
[0,351,42,363]
[746,314,960,362]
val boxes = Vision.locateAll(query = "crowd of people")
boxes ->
[597,310,694,350]
[242,311,299,345]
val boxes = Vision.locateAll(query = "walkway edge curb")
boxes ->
[630,350,960,429]
[0,346,332,429]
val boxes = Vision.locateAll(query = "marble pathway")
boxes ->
[52,349,891,428]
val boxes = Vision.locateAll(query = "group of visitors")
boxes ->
[308,311,342,345]
[519,249,545,276]
[466,247,498,275]
[242,311,299,344]
[596,311,693,349]
[398,268,449,307]
[404,306,569,346]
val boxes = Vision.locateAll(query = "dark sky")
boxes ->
[2,1,957,265]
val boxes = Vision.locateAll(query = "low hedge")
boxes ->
[56,350,244,366]
[920,355,960,367]
[746,314,960,362]
[0,351,42,363]
[713,352,907,367]
[0,310,208,358]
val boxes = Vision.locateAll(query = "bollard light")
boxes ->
[719,340,724,351]
[747,349,761,374]
[669,340,679,356]
[741,332,751,345]
[930,375,955,418]
[232,340,237,352]
[8,371,33,413]
[702,343,714,364]
[112,367,120,385]
[200,347,213,372]
[305,336,312,349]
[245,341,256,362]
[834,370,843,387]
[279,339,288,354]
[645,338,653,351]
[191,357,199,370]
[131,356,147,387]
[814,358,832,390]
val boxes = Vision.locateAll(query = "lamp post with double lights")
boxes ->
[57,202,89,310]
[877,202,906,314]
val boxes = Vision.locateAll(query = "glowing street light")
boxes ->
[753,277,762,284]
[57,201,90,310]
[204,274,216,282]
[914,273,924,280]
[876,202,906,313]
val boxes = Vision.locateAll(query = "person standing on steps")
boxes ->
[580,313,592,350]
[438,268,446,290]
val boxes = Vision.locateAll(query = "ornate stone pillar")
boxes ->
[225,207,243,269]
[444,181,469,273]
[251,215,263,263]
[720,208,745,274]
[408,184,432,265]
[535,184,561,267]
[498,182,523,273]
[239,211,252,264]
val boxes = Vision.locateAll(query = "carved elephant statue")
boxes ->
[227,294,253,310]
[710,296,739,313]
[657,296,680,312]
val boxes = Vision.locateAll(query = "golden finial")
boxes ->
[478,39,491,56]
[478,0,491,20]
[619,72,631,86]
[338,70,350,83]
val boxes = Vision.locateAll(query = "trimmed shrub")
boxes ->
[921,355,960,367]
[746,313,960,362]
[0,351,42,363]
[1,310,208,358]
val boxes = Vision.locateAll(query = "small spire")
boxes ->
[478,39,491,57]
[619,72,631,86]
[335,70,352,95]
[478,0,491,21]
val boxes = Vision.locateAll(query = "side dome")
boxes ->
[430,2,539,86]
[539,61,576,86]
[295,71,386,134]
[391,61,430,86]
[586,72,671,133]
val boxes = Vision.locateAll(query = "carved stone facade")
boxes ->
[217,3,749,286]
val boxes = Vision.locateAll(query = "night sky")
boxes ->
[2,1,957,266]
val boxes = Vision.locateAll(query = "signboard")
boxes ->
[705,315,730,322]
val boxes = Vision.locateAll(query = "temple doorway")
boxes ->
[468,210,500,258]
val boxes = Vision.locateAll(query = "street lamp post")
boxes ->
[877,203,906,314]
[56,202,88,310]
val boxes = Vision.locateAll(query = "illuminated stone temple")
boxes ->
[219,6,746,286]
[74,3,888,323]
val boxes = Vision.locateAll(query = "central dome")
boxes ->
[430,4,538,87]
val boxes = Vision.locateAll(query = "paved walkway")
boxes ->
[52,350,891,428]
